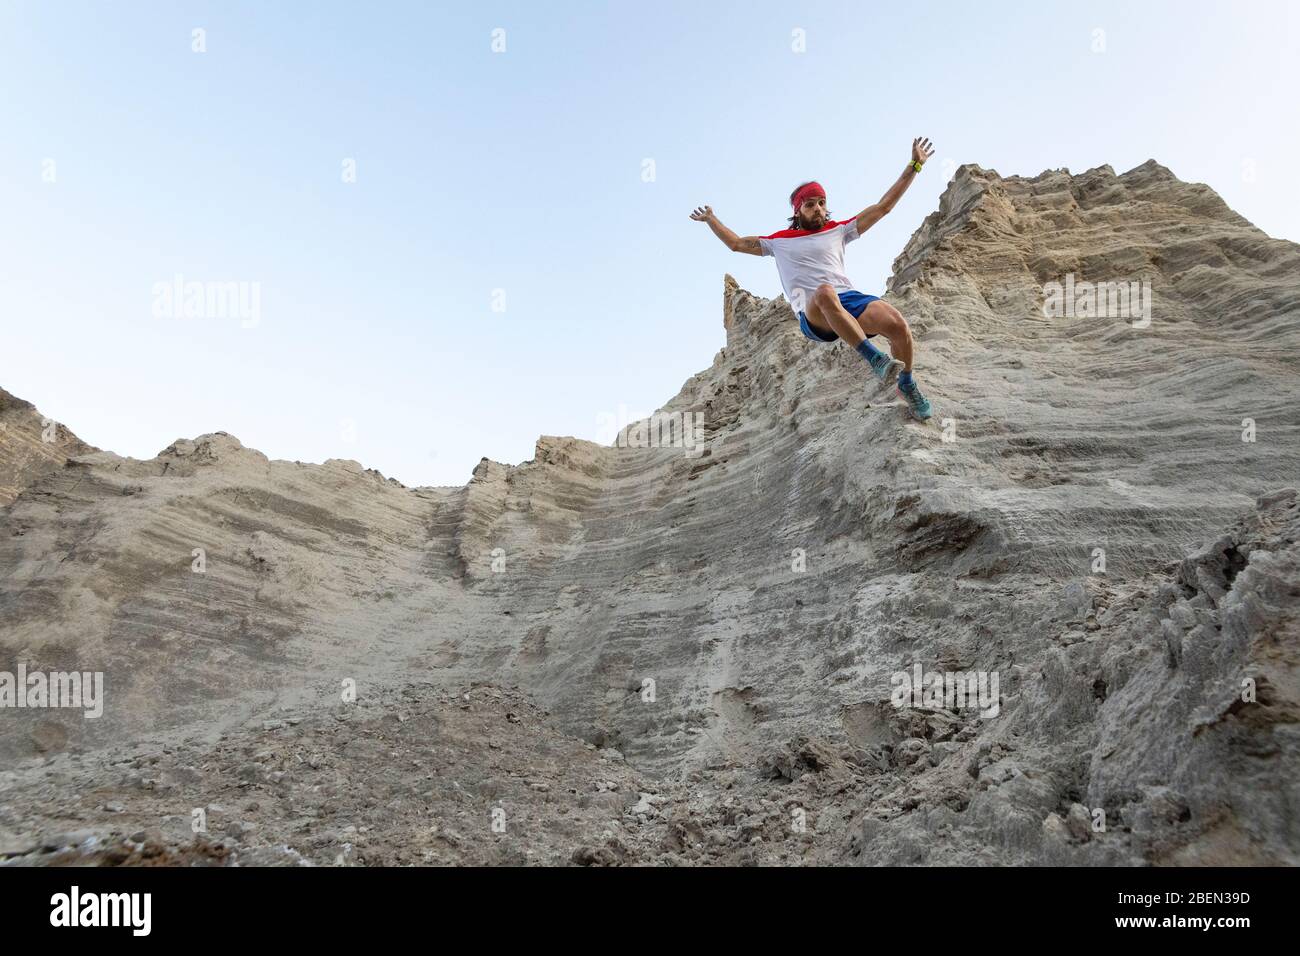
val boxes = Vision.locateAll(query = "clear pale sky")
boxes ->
[3,0,1296,487]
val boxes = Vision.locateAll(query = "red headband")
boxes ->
[791,181,826,211]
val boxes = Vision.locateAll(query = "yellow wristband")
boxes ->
[910,160,923,173]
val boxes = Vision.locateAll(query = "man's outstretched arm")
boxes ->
[690,205,763,255]
[854,137,936,234]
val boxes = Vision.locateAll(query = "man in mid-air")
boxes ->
[690,136,934,420]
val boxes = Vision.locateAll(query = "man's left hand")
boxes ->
[912,137,935,165]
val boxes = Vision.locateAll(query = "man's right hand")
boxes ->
[691,207,761,255]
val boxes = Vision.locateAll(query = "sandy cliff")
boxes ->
[1,160,1296,865]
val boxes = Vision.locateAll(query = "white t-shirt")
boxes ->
[758,218,861,312]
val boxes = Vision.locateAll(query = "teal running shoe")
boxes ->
[867,351,904,387]
[898,379,933,420]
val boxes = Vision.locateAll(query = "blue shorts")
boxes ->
[797,290,880,343]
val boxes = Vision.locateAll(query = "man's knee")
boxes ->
[868,300,908,335]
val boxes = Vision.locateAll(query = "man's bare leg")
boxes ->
[806,286,915,370]
[804,286,870,346]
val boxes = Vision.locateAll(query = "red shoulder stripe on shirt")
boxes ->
[759,219,852,240]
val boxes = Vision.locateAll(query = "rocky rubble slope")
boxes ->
[1,160,1297,865]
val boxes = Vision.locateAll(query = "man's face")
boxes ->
[799,196,827,229]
